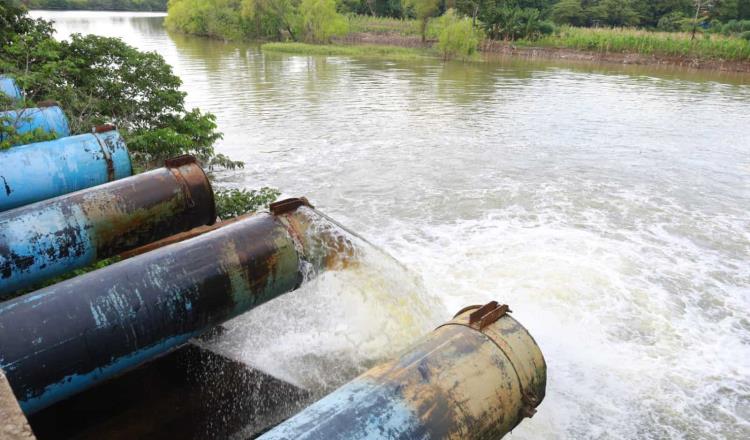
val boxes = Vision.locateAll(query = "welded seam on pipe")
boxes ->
[167,164,196,209]
[92,132,116,182]
[275,214,308,289]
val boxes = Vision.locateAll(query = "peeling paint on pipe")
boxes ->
[0,76,23,101]
[0,155,215,298]
[0,202,342,414]
[0,129,132,212]
[0,106,70,144]
[259,301,546,440]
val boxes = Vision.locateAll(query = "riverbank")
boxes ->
[334,27,750,73]
[27,1,166,12]
[261,42,431,60]
[265,34,750,73]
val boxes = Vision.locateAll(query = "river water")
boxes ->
[32,10,750,439]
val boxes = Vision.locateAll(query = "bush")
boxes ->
[532,26,750,61]
[298,0,349,43]
[429,9,481,60]
[657,11,687,32]
[215,187,281,219]
[481,6,554,41]
[347,15,420,35]
[538,20,555,36]
[741,30,750,41]
[551,0,587,27]
[722,19,750,36]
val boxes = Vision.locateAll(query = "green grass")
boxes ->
[524,26,750,61]
[261,42,432,59]
[347,15,420,36]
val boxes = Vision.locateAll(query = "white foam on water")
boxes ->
[379,186,750,439]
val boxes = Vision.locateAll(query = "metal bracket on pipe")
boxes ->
[453,301,513,331]
[468,301,511,330]
[92,123,116,133]
[165,155,199,209]
[165,154,199,168]
[270,197,314,216]
[521,391,540,418]
[93,129,117,181]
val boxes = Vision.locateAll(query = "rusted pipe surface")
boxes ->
[259,301,546,440]
[0,156,214,298]
[0,201,348,414]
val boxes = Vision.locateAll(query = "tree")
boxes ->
[456,0,489,26]
[592,0,641,27]
[480,6,554,40]
[1,6,238,170]
[298,0,349,43]
[429,8,482,59]
[657,10,689,30]
[551,0,588,26]
[240,0,301,40]
[403,0,440,42]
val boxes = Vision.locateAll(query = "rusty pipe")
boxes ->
[259,301,546,440]
[0,200,347,414]
[0,155,215,298]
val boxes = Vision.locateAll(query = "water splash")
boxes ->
[210,208,445,393]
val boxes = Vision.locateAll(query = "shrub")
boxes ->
[298,0,349,43]
[480,6,554,41]
[657,11,687,32]
[429,9,481,60]
[551,0,587,27]
[531,26,750,61]
[215,187,281,219]
[722,19,750,36]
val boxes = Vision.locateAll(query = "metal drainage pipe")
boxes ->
[0,127,132,212]
[0,199,346,414]
[0,105,70,144]
[260,301,546,440]
[0,76,23,101]
[0,155,214,298]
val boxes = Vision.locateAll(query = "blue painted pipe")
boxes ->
[0,156,214,298]
[0,202,341,414]
[0,76,23,101]
[0,129,131,212]
[259,302,547,440]
[0,105,70,145]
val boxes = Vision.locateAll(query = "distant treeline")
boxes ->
[24,0,167,11]
[166,0,750,43]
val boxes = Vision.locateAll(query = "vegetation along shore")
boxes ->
[164,0,750,72]
[22,0,167,12]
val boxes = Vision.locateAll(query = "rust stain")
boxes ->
[117,214,251,260]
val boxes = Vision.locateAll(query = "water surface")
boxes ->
[32,10,750,439]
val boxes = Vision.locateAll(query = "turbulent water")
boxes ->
[33,11,750,439]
